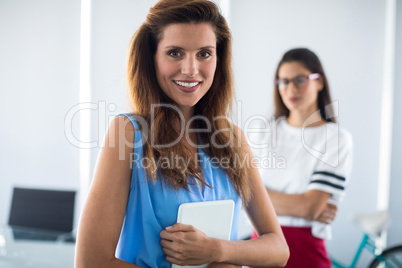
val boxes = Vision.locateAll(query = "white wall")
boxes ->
[230,0,385,266]
[88,0,158,191]
[0,0,81,226]
[388,0,402,248]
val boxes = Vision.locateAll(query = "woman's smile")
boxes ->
[173,80,202,92]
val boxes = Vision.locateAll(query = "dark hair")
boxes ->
[126,0,251,204]
[273,48,336,123]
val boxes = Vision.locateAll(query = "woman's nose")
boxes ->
[181,56,198,77]
[287,80,299,94]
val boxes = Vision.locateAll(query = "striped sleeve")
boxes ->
[307,127,353,201]
[309,171,346,196]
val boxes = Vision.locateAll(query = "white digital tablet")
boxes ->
[172,199,235,268]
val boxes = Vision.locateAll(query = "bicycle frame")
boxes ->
[331,233,386,268]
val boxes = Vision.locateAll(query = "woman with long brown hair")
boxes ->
[75,1,289,267]
[250,48,353,267]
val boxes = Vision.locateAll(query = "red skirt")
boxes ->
[250,226,331,268]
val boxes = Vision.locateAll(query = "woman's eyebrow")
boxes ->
[163,45,216,50]
[164,45,184,50]
[198,46,215,50]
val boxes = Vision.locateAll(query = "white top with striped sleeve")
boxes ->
[249,117,353,240]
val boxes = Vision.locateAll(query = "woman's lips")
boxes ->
[174,80,201,93]
[289,97,299,102]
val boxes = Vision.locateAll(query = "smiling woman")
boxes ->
[154,23,217,110]
[75,0,289,267]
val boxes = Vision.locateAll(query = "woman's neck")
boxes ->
[180,106,195,126]
[287,109,326,128]
[175,105,198,153]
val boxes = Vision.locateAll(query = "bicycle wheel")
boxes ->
[369,245,402,268]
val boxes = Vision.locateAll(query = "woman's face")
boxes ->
[277,61,323,115]
[154,23,217,110]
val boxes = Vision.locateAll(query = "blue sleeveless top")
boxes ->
[115,114,242,268]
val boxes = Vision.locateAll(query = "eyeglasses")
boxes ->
[276,73,321,91]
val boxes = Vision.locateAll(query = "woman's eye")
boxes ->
[295,76,307,84]
[168,51,181,57]
[198,51,212,58]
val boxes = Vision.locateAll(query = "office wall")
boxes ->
[0,1,81,225]
[388,0,402,248]
[88,0,158,188]
[230,0,386,266]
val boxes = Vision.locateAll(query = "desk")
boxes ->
[0,225,75,268]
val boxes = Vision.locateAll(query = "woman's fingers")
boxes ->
[165,223,195,232]
[160,229,177,240]
[317,204,338,224]
[165,256,198,266]
[325,210,335,220]
[326,204,338,221]
[160,224,200,242]
[327,203,338,214]
[317,203,338,224]
[317,214,332,224]
[160,225,214,266]
[162,246,181,259]
[160,238,174,249]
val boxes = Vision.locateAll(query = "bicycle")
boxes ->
[330,210,402,268]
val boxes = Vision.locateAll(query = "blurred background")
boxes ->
[0,0,401,267]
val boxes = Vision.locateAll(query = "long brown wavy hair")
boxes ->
[273,48,336,123]
[126,0,251,204]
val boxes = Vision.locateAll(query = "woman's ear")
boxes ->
[317,76,324,91]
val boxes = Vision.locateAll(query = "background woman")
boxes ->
[75,0,289,267]
[250,48,353,268]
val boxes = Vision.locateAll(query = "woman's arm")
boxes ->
[267,129,353,223]
[160,128,289,267]
[214,129,289,267]
[271,128,353,223]
[75,116,141,268]
[267,188,332,221]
